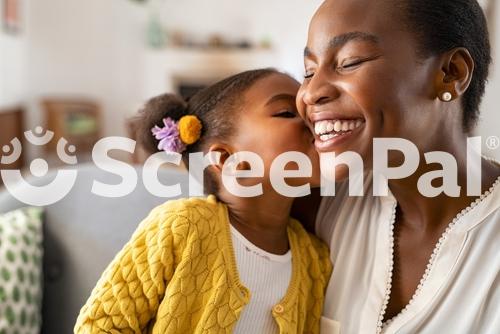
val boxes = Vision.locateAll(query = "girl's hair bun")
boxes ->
[136,93,188,154]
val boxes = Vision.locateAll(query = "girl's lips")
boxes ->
[314,122,365,152]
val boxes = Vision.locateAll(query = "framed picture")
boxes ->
[2,0,21,34]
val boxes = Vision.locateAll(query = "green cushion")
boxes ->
[0,207,44,333]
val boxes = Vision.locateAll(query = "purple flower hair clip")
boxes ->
[151,117,186,154]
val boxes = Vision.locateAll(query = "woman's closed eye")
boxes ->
[303,57,374,79]
[339,59,365,69]
[304,61,364,78]
[337,55,381,72]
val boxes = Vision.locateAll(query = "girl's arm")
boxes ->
[74,207,184,334]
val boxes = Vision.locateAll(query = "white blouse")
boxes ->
[316,172,500,334]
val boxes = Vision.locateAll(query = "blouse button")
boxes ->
[273,304,284,314]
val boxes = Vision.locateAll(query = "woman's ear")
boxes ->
[435,47,475,101]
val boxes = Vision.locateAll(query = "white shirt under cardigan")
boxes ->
[230,225,292,334]
[316,172,500,334]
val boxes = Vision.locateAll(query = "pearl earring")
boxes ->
[441,92,453,102]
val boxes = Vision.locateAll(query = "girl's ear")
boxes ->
[207,143,233,174]
[207,143,251,175]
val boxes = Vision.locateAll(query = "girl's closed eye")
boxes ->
[274,110,297,118]
[304,72,314,79]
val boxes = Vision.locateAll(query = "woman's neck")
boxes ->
[217,190,294,255]
[388,137,500,232]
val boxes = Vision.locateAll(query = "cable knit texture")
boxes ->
[74,196,332,334]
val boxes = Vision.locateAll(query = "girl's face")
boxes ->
[231,73,320,189]
[297,0,450,181]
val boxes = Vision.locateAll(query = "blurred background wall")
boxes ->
[479,0,499,159]
[0,0,498,163]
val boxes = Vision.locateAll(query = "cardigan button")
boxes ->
[273,304,284,314]
[239,288,248,298]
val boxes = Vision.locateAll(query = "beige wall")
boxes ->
[478,0,500,160]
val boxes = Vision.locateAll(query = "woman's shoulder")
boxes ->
[315,173,386,239]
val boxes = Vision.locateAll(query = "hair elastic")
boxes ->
[151,115,202,153]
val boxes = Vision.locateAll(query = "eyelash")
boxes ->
[274,110,296,118]
[304,57,374,79]
[339,59,364,70]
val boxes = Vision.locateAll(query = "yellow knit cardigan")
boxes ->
[74,196,332,334]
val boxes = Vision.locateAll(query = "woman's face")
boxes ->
[232,73,320,188]
[297,0,446,180]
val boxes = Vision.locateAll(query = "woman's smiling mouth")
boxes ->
[312,118,365,150]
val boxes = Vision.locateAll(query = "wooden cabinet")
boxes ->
[0,107,24,185]
[43,99,101,155]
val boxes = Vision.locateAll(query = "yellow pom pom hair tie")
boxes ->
[178,115,203,145]
[151,115,203,154]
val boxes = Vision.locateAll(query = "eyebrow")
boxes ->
[304,31,380,57]
[265,93,296,106]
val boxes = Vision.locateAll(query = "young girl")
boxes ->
[74,69,332,334]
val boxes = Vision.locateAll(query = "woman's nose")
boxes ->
[300,71,340,107]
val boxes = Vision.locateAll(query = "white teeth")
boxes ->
[314,120,335,135]
[333,121,342,132]
[314,122,322,135]
[320,133,337,141]
[320,121,328,134]
[314,119,365,137]
[326,122,334,133]
[320,133,343,141]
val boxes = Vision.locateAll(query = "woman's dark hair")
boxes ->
[137,68,280,194]
[400,0,491,132]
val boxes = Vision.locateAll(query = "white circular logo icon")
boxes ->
[486,136,500,150]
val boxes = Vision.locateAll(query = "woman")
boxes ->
[295,0,500,333]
